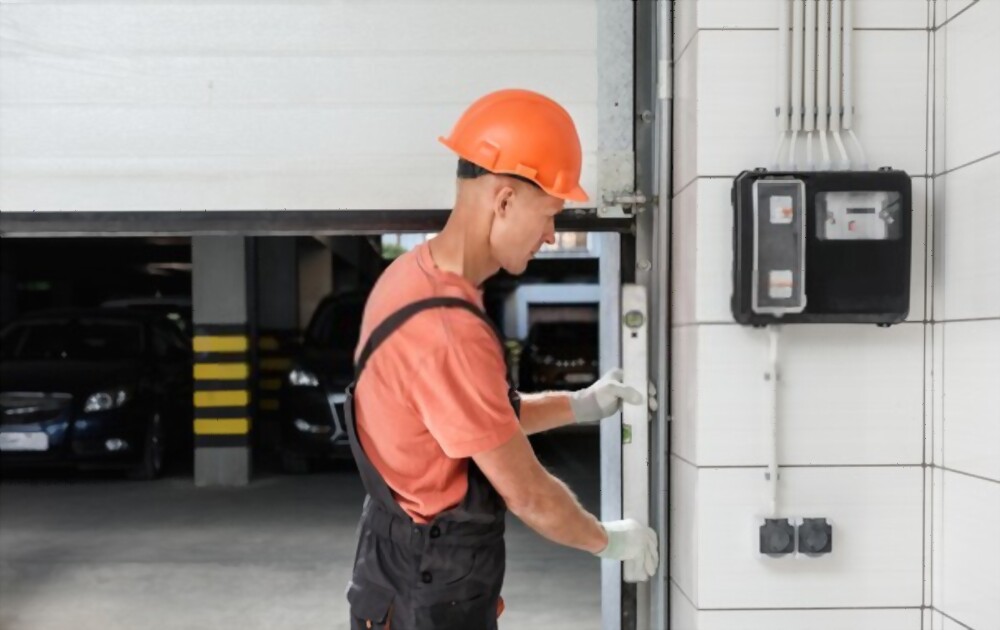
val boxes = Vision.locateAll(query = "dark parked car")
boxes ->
[518,321,599,392]
[0,309,193,479]
[277,292,366,473]
[101,297,193,336]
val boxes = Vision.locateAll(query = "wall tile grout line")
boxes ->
[696,605,925,613]
[674,29,698,66]
[937,316,1000,324]
[934,607,978,630]
[696,27,930,32]
[934,0,981,32]
[669,578,698,611]
[672,174,742,201]
[934,464,1000,486]
[671,317,996,330]
[671,454,926,471]
[934,149,1000,178]
[672,320,934,329]
[923,15,934,616]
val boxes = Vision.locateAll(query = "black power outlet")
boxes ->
[798,518,833,555]
[759,518,796,556]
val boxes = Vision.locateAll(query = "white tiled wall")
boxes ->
[940,320,1000,482]
[694,467,924,609]
[672,322,926,467]
[670,1,998,628]
[929,1,1000,628]
[694,608,923,630]
[932,469,1000,630]
[939,0,1000,172]
[933,154,1000,321]
[696,0,930,30]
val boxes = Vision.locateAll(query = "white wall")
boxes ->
[667,1,998,628]
[0,1,598,211]
[930,2,1000,630]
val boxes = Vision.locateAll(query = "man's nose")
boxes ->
[543,220,557,245]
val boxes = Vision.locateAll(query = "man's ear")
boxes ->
[493,185,515,218]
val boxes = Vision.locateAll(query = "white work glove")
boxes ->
[569,368,643,424]
[595,519,659,580]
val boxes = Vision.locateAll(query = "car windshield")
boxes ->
[0,318,145,360]
[307,298,364,351]
[531,322,598,348]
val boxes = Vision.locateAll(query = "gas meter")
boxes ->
[731,169,912,326]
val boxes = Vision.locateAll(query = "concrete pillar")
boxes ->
[254,238,299,463]
[191,236,253,487]
[297,238,332,330]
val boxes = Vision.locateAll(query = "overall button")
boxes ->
[429,526,441,539]
[421,571,433,584]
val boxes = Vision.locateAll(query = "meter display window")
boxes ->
[815,191,903,241]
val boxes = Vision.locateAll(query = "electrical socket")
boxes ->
[759,518,796,556]
[797,517,833,555]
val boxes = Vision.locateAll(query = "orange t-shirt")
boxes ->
[353,243,520,523]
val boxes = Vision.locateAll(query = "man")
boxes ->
[345,88,658,630]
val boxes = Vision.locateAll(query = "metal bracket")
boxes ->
[599,191,648,219]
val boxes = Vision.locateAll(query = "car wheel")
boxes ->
[128,413,165,481]
[280,451,313,475]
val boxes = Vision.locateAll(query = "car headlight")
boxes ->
[288,368,320,387]
[84,388,130,413]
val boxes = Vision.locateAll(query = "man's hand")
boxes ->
[569,368,643,424]
[595,519,659,580]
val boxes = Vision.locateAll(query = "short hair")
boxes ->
[456,158,541,191]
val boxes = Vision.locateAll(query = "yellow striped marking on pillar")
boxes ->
[194,390,250,408]
[258,337,280,352]
[260,399,280,412]
[194,363,249,380]
[260,357,292,372]
[259,378,283,391]
[194,419,250,435]
[194,336,248,353]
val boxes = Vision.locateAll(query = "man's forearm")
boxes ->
[517,392,575,434]
[508,470,607,554]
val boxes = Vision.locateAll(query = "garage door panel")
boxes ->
[0,55,598,107]
[0,2,595,56]
[0,155,599,211]
[0,0,606,211]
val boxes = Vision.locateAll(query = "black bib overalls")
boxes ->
[345,298,519,630]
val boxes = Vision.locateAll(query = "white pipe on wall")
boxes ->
[804,0,817,169]
[830,0,850,168]
[773,0,792,168]
[841,0,868,168]
[817,0,832,169]
[766,327,781,517]
[789,0,804,168]
[842,0,854,131]
[778,0,791,133]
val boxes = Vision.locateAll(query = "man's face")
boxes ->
[488,181,564,275]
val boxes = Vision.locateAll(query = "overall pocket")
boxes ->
[347,579,394,629]
[416,592,496,630]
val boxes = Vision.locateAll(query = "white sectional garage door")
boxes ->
[0,1,601,212]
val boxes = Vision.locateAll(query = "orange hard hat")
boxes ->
[439,89,589,202]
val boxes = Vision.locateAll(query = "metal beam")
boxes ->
[0,209,632,238]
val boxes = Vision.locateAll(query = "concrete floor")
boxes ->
[0,433,601,629]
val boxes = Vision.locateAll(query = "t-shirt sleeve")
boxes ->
[408,323,521,459]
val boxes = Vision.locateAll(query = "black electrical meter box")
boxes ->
[732,169,912,326]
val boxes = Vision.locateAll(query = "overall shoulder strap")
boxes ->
[354,297,501,377]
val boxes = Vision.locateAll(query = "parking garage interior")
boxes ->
[0,226,620,629]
